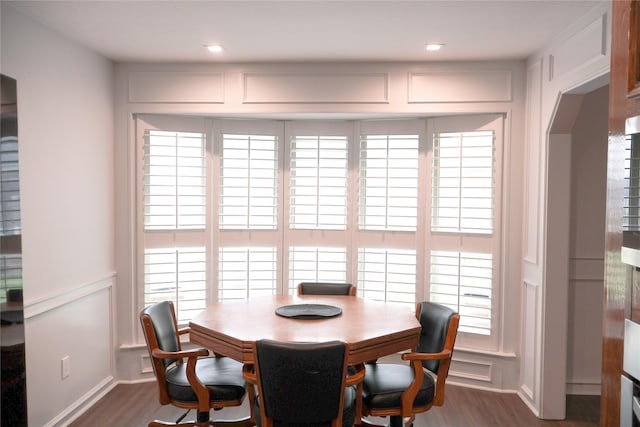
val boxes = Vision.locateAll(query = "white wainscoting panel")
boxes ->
[521,280,539,401]
[523,60,543,264]
[407,70,512,103]
[25,277,115,426]
[548,13,608,81]
[129,71,225,103]
[449,357,493,383]
[242,72,389,104]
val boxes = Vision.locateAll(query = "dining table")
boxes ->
[188,294,421,365]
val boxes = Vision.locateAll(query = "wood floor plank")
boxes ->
[69,382,599,427]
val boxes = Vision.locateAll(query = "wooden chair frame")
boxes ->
[140,301,253,427]
[359,303,460,427]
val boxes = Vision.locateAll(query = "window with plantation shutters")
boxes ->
[357,248,416,304]
[289,135,348,230]
[430,251,492,335]
[144,247,207,325]
[144,130,206,230]
[219,133,278,230]
[135,115,505,345]
[288,247,347,294]
[427,114,503,340]
[218,247,278,300]
[137,116,209,324]
[359,134,419,231]
[432,130,494,233]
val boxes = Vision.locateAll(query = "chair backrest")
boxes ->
[415,301,459,375]
[254,339,348,427]
[297,282,355,296]
[140,301,183,405]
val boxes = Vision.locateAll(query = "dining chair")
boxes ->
[242,339,365,427]
[297,282,356,296]
[140,301,252,427]
[359,301,460,427]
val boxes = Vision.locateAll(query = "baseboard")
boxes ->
[45,376,116,427]
[566,382,601,395]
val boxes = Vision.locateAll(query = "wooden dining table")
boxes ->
[189,294,421,365]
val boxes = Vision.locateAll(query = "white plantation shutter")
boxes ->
[430,251,492,335]
[219,134,278,230]
[432,130,494,233]
[359,134,419,231]
[135,115,505,342]
[357,248,416,304]
[289,136,348,229]
[144,130,206,230]
[218,247,277,300]
[144,247,207,325]
[138,116,209,324]
[288,247,348,293]
[427,115,503,340]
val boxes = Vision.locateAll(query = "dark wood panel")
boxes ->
[603,1,640,426]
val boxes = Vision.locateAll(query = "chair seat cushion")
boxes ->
[362,363,435,410]
[165,356,246,403]
[254,386,356,427]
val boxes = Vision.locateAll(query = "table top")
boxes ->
[189,294,421,365]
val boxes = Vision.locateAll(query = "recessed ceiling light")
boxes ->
[205,44,223,53]
[425,44,444,51]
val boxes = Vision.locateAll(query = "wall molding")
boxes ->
[408,70,512,103]
[24,273,115,319]
[449,357,493,383]
[128,71,225,103]
[45,375,115,427]
[548,12,608,82]
[242,72,390,104]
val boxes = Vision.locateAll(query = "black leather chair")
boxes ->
[359,302,460,427]
[242,339,365,427]
[140,301,252,427]
[297,282,356,296]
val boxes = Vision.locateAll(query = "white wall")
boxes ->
[1,4,115,426]
[567,85,608,395]
[521,1,611,418]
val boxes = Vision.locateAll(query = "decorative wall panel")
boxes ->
[408,70,512,103]
[549,13,607,81]
[524,60,543,264]
[128,71,224,103]
[242,72,389,104]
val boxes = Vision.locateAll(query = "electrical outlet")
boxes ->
[61,356,70,379]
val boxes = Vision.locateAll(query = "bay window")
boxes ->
[136,114,504,347]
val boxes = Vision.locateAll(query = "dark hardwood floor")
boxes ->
[69,382,599,427]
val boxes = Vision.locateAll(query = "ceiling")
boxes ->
[6,0,603,63]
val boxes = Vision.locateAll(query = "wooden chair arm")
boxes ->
[401,349,451,362]
[177,326,190,336]
[345,363,365,387]
[151,347,209,360]
[242,363,257,385]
